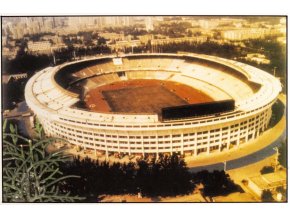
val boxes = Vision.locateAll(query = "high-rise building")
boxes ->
[145,17,154,31]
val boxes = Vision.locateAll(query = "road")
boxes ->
[189,124,286,173]
[188,94,286,172]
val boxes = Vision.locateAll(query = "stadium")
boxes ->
[25,53,282,159]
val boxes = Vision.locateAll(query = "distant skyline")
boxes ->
[2,15,286,63]
[2,16,285,41]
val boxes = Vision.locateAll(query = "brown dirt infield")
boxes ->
[85,79,213,114]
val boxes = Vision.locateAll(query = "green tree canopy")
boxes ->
[2,120,83,202]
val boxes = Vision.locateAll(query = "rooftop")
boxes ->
[248,170,286,190]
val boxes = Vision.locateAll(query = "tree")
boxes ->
[60,153,193,201]
[260,166,275,174]
[2,120,83,202]
[97,37,107,46]
[276,186,286,201]
[2,53,52,75]
[192,170,241,197]
[261,190,274,202]
[278,141,286,168]
[268,100,285,128]
[2,77,27,110]
[135,153,193,197]
[276,186,286,195]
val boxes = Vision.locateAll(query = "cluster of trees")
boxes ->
[268,99,285,128]
[103,25,147,37]
[59,154,244,202]
[54,45,111,64]
[261,190,274,202]
[2,54,52,75]
[60,154,193,201]
[152,22,192,38]
[23,32,56,42]
[62,31,101,47]
[148,41,241,59]
[240,38,286,90]
[192,170,242,197]
[261,187,286,202]
[245,38,286,74]
[260,166,275,174]
[2,79,25,110]
[2,53,52,110]
[278,141,286,168]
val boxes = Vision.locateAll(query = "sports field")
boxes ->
[85,79,213,114]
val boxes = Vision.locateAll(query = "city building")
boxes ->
[138,34,154,44]
[27,41,52,55]
[2,47,19,60]
[248,170,286,198]
[112,40,142,51]
[104,17,134,27]
[198,19,219,30]
[221,28,280,41]
[2,73,28,84]
[245,53,270,65]
[150,36,207,45]
[145,17,154,31]
[99,32,125,41]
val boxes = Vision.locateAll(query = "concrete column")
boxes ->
[246,121,249,142]
[156,131,159,157]
[170,130,173,155]
[142,140,145,156]
[219,133,222,152]
[207,132,210,154]
[237,124,241,147]
[193,147,197,156]
[117,132,120,154]
[227,127,231,150]
[220,128,224,151]
[128,138,131,155]
[170,133,173,155]
[194,132,197,156]
[181,133,184,155]
[94,137,97,157]
[255,116,259,138]
[104,131,109,159]
[127,132,130,156]
[81,130,84,150]
[129,147,131,156]
[141,132,145,156]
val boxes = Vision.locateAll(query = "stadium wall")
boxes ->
[25,53,281,158]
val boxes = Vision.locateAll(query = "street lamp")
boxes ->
[131,44,136,54]
[273,147,279,171]
[273,67,277,77]
[223,161,227,171]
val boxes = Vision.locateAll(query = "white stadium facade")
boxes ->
[25,53,282,158]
